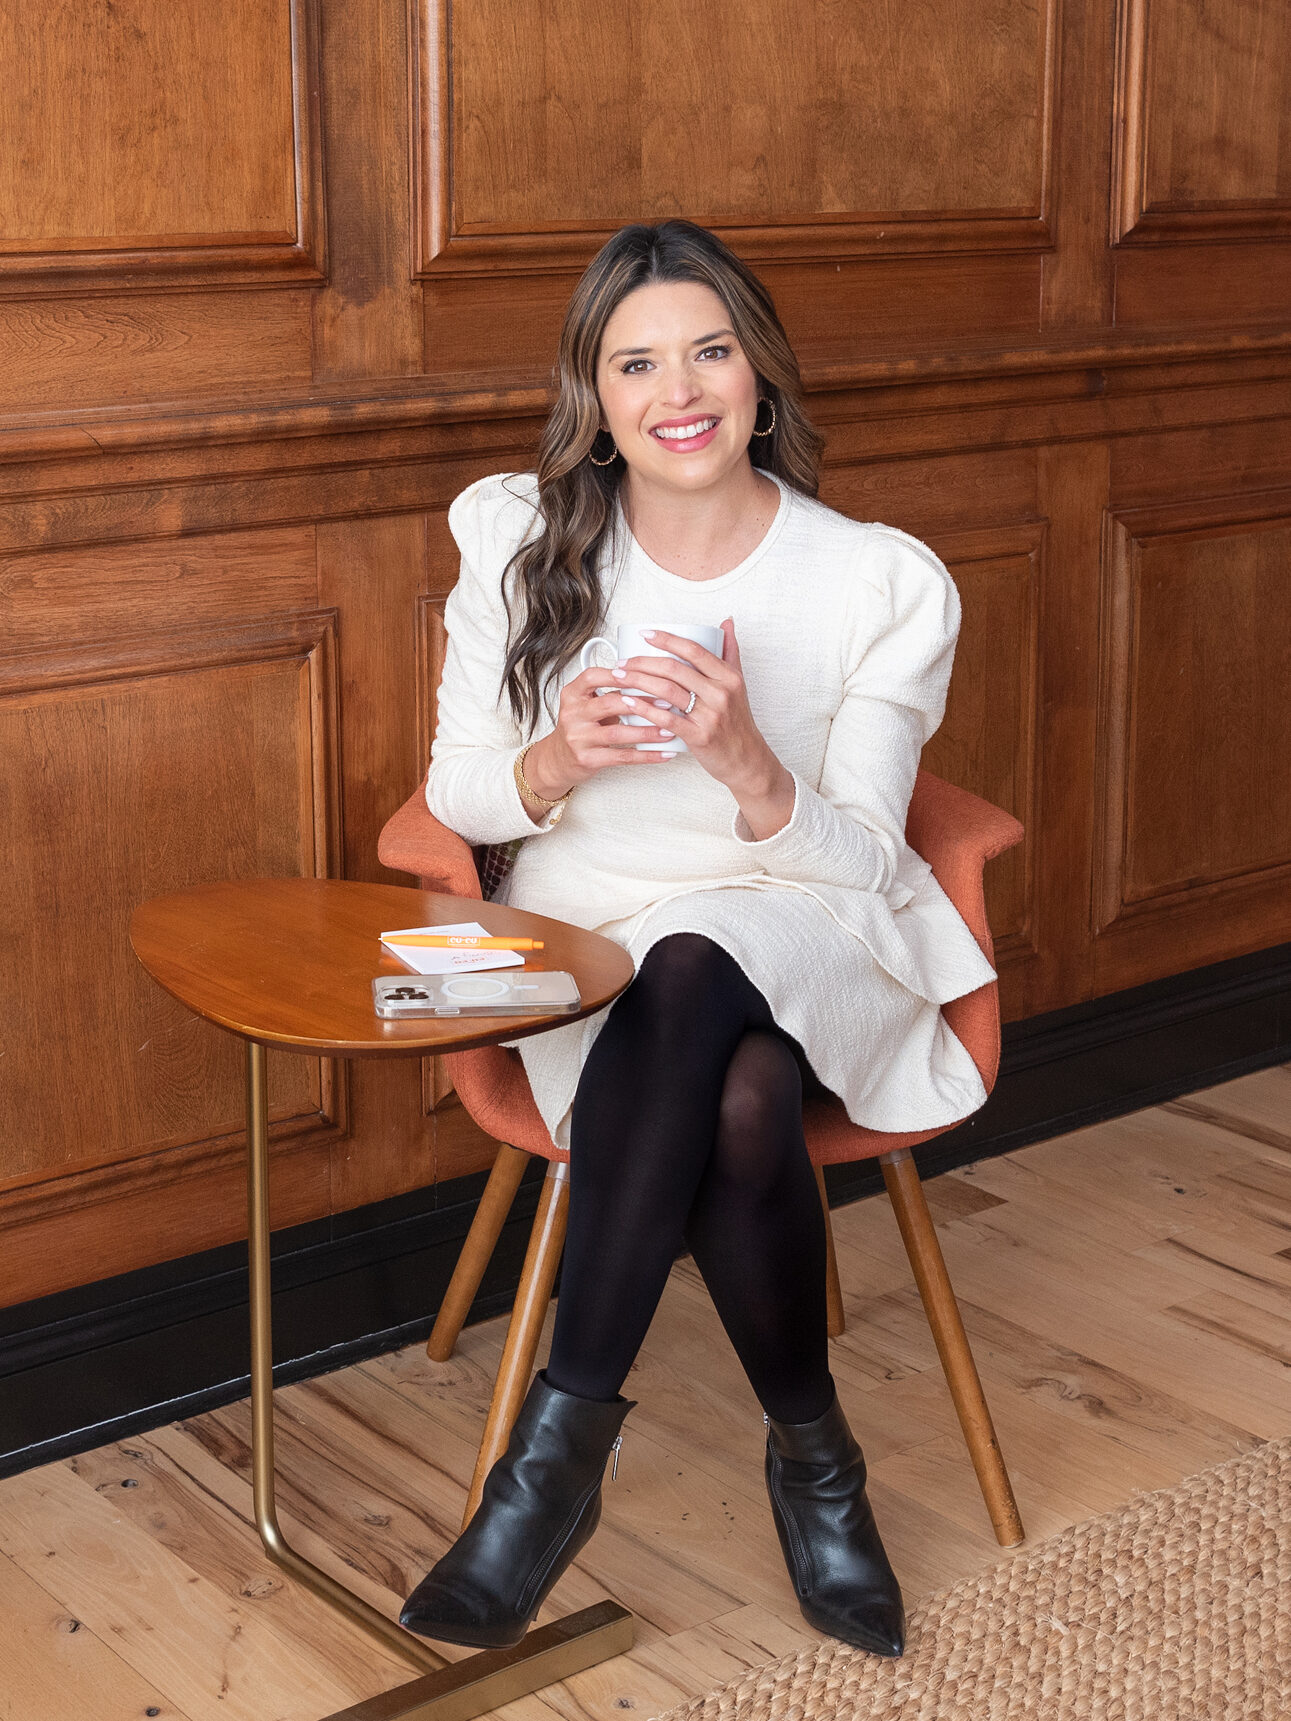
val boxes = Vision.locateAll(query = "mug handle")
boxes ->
[578,635,618,672]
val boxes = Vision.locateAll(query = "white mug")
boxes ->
[578,621,725,752]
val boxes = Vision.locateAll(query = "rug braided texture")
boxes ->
[654,1439,1290,1721]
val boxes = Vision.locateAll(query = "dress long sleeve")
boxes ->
[425,475,565,843]
[729,526,959,897]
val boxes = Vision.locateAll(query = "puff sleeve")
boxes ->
[425,474,566,843]
[729,525,959,896]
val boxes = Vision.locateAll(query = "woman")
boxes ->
[400,220,996,1658]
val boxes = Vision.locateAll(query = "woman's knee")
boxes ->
[635,933,741,1001]
[624,934,760,1041]
[713,1030,805,1187]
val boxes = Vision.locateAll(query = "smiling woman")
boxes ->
[493,222,824,737]
[406,219,994,1660]
[601,300,755,459]
[595,282,778,580]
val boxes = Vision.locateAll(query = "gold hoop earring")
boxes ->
[588,433,619,467]
[751,398,777,437]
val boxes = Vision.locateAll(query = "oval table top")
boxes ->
[130,877,636,1057]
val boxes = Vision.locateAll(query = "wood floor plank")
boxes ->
[1134,1226,1291,1317]
[1163,1286,1291,1369]
[145,1419,426,1640]
[494,1603,821,1721]
[925,1216,1291,1437]
[1163,1067,1291,1156]
[858,1474,994,1597]
[366,1347,510,1462]
[870,1430,1098,1545]
[955,1149,1192,1251]
[951,1188,1239,1320]
[987,1109,1281,1245]
[599,1603,819,1719]
[0,1549,187,1721]
[919,1173,1007,1224]
[571,1421,801,1632]
[68,1434,414,1693]
[876,1362,1186,1518]
[182,1394,471,1613]
[1215,1153,1291,1212]
[878,1289,1260,1474]
[0,1463,371,1721]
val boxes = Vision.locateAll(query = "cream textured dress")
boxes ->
[427,471,997,1154]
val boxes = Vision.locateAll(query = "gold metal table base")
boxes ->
[245,1041,634,1721]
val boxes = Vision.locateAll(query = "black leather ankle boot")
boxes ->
[400,1370,636,1648]
[764,1389,906,1657]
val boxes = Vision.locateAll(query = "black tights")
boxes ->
[544,933,834,1425]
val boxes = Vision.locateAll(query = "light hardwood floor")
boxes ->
[2,1063,1289,1721]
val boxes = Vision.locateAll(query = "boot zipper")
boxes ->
[515,1439,625,1618]
[611,1434,623,1481]
[764,1418,812,1584]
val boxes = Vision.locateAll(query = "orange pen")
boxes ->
[382,934,545,950]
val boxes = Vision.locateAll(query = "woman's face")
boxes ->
[594,280,761,494]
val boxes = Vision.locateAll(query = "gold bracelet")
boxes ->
[514,741,572,822]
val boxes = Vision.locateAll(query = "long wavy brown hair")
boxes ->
[498,220,824,732]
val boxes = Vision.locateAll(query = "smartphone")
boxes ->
[372,971,581,1018]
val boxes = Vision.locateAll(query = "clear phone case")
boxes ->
[373,971,581,1018]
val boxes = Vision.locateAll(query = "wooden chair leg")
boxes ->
[880,1147,1025,1548]
[462,1159,570,1530]
[814,1164,846,1338]
[427,1142,531,1362]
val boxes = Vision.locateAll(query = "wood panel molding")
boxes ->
[0,611,344,1202]
[922,524,1044,969]
[0,1109,342,1234]
[0,1131,341,1308]
[1095,500,1291,943]
[411,0,1059,275]
[6,327,1291,474]
[0,525,319,653]
[0,0,325,293]
[1112,0,1291,243]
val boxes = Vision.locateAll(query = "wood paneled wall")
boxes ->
[2,0,1290,1305]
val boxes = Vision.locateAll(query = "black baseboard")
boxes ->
[3,940,1288,1478]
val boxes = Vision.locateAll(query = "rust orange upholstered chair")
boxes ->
[378,770,1026,1546]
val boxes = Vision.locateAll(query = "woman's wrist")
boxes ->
[731,754,796,842]
[519,734,579,810]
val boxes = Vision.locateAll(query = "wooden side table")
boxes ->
[130,877,637,1721]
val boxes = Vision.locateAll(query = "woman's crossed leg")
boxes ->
[401,933,903,1661]
[546,931,832,1423]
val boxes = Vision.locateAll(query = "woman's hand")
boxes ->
[612,620,796,838]
[517,663,680,814]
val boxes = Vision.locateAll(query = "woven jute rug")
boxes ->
[654,1438,1290,1721]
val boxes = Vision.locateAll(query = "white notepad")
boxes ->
[380,920,525,976]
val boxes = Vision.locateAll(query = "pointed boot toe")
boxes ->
[399,1572,529,1648]
[401,1371,635,1648]
[818,1590,905,1659]
[764,1388,906,1658]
